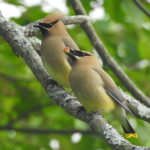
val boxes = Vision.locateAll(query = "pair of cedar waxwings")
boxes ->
[34,13,138,138]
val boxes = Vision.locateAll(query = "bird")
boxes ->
[34,13,79,88]
[64,48,138,138]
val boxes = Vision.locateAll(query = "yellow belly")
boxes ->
[76,87,116,113]
[44,60,71,88]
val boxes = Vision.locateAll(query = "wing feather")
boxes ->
[93,68,133,114]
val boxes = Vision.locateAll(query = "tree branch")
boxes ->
[133,0,150,17]
[24,15,89,37]
[0,12,150,149]
[121,90,150,123]
[28,37,41,55]
[69,0,150,108]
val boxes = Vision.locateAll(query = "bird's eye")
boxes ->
[39,20,59,28]
[46,23,54,28]
[49,23,53,27]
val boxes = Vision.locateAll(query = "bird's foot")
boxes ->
[76,106,85,115]
[46,78,58,87]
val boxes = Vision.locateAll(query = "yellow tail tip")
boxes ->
[125,133,138,138]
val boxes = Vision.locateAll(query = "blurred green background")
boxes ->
[0,0,150,149]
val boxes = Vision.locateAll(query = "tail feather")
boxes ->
[122,118,138,138]
[113,106,138,138]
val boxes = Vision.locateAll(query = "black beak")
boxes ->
[33,23,49,36]
[33,24,41,28]
[33,23,45,30]
[33,22,46,29]
[64,48,78,56]
[69,48,92,57]
[64,49,78,61]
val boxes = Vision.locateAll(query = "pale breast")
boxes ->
[41,37,71,88]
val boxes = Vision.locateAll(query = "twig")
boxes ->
[69,0,150,108]
[0,126,94,134]
[62,15,89,24]
[133,0,150,17]
[24,15,89,37]
[0,11,150,150]
[120,89,150,123]
[28,37,41,55]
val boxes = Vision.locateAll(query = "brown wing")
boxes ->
[93,68,133,114]
[62,37,79,50]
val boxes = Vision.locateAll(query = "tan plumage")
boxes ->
[69,56,116,112]
[34,13,79,88]
[65,49,137,138]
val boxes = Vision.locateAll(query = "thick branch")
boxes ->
[0,12,150,150]
[69,0,150,108]
[133,0,150,17]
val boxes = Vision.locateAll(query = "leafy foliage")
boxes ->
[0,0,150,149]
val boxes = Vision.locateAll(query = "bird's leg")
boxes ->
[46,77,59,87]
[76,105,86,115]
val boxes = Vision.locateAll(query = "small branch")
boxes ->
[28,37,41,55]
[0,12,150,150]
[133,0,150,17]
[121,90,150,123]
[62,15,89,25]
[0,126,93,135]
[69,0,150,108]
[24,15,89,37]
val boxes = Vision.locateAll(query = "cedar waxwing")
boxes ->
[34,13,79,88]
[64,48,138,138]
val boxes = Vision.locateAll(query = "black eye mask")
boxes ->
[39,20,59,28]
[69,49,92,57]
